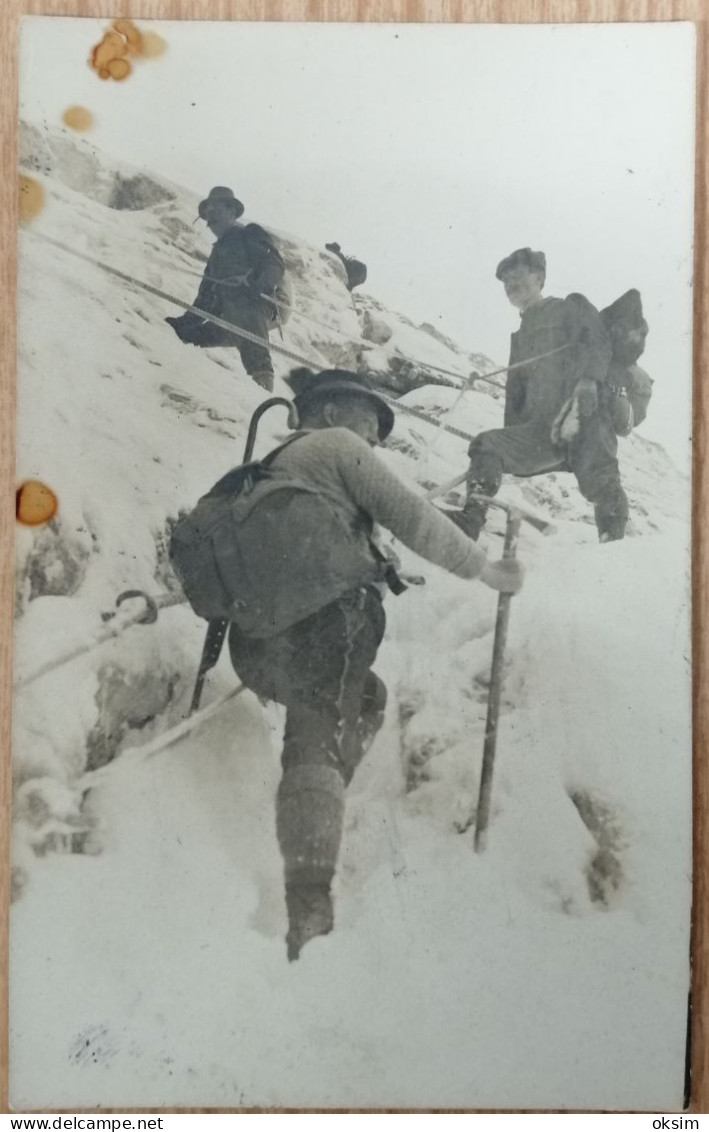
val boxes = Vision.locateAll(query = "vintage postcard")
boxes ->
[11,17,695,1111]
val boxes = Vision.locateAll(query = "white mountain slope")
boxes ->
[11,121,691,1110]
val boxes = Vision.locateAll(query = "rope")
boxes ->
[372,388,478,444]
[15,590,185,690]
[27,229,573,451]
[176,262,364,341]
[152,260,517,392]
[25,229,318,369]
[418,342,573,464]
[77,684,247,791]
[23,228,495,448]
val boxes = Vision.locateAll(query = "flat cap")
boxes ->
[495,247,547,281]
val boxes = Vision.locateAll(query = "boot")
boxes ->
[445,505,485,542]
[250,369,275,393]
[276,764,345,959]
[285,883,334,961]
[595,501,628,543]
[599,524,626,543]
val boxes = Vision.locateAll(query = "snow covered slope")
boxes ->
[11,121,691,1110]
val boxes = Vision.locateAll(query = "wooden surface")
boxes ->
[1,0,706,1115]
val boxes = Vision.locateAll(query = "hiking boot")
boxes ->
[445,507,485,542]
[599,528,626,544]
[285,883,334,961]
[595,509,627,543]
[594,495,628,543]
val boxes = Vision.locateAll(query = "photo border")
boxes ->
[1,0,706,1114]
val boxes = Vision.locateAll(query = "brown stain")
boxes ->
[112,19,143,55]
[18,175,45,222]
[90,28,131,81]
[139,31,167,58]
[16,481,59,527]
[62,105,94,132]
[89,21,166,81]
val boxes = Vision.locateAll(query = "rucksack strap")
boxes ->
[260,431,309,468]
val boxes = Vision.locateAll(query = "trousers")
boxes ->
[229,587,387,786]
[229,588,387,891]
[465,413,629,539]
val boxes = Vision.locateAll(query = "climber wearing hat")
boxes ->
[165,186,285,392]
[227,367,523,960]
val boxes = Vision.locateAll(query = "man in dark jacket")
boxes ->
[228,368,523,960]
[454,248,630,542]
[166,186,285,391]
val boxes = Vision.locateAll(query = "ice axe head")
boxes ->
[469,492,556,536]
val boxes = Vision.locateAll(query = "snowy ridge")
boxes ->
[11,121,690,1109]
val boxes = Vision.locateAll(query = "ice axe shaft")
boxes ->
[474,510,522,853]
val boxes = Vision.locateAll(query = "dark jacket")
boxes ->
[504,294,612,428]
[194,223,285,316]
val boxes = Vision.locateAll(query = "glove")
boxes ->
[480,558,525,595]
[575,378,598,418]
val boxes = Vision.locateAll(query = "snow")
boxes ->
[11,121,691,1111]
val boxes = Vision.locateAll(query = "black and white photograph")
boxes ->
[12,17,695,1110]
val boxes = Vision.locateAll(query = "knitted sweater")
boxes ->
[269,428,487,580]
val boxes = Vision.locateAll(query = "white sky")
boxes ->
[19,18,695,467]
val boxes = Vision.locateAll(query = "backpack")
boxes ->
[344,258,367,290]
[267,272,294,330]
[242,224,293,329]
[599,289,652,435]
[169,436,385,639]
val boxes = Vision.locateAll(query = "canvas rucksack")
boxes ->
[241,224,293,329]
[169,435,386,639]
[600,289,652,436]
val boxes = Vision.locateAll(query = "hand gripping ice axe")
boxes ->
[425,488,556,851]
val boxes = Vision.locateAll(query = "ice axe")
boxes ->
[445,495,555,851]
[426,473,556,537]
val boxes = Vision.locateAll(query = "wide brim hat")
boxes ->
[286,368,395,441]
[495,247,547,281]
[198,186,245,221]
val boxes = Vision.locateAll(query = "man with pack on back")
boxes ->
[453,248,645,544]
[219,367,523,961]
[165,186,285,392]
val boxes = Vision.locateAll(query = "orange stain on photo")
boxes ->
[139,31,167,58]
[18,175,45,221]
[62,105,94,131]
[16,481,59,526]
[89,20,166,80]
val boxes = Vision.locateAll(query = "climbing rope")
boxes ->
[22,229,492,444]
[25,230,318,368]
[14,589,186,691]
[177,263,364,344]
